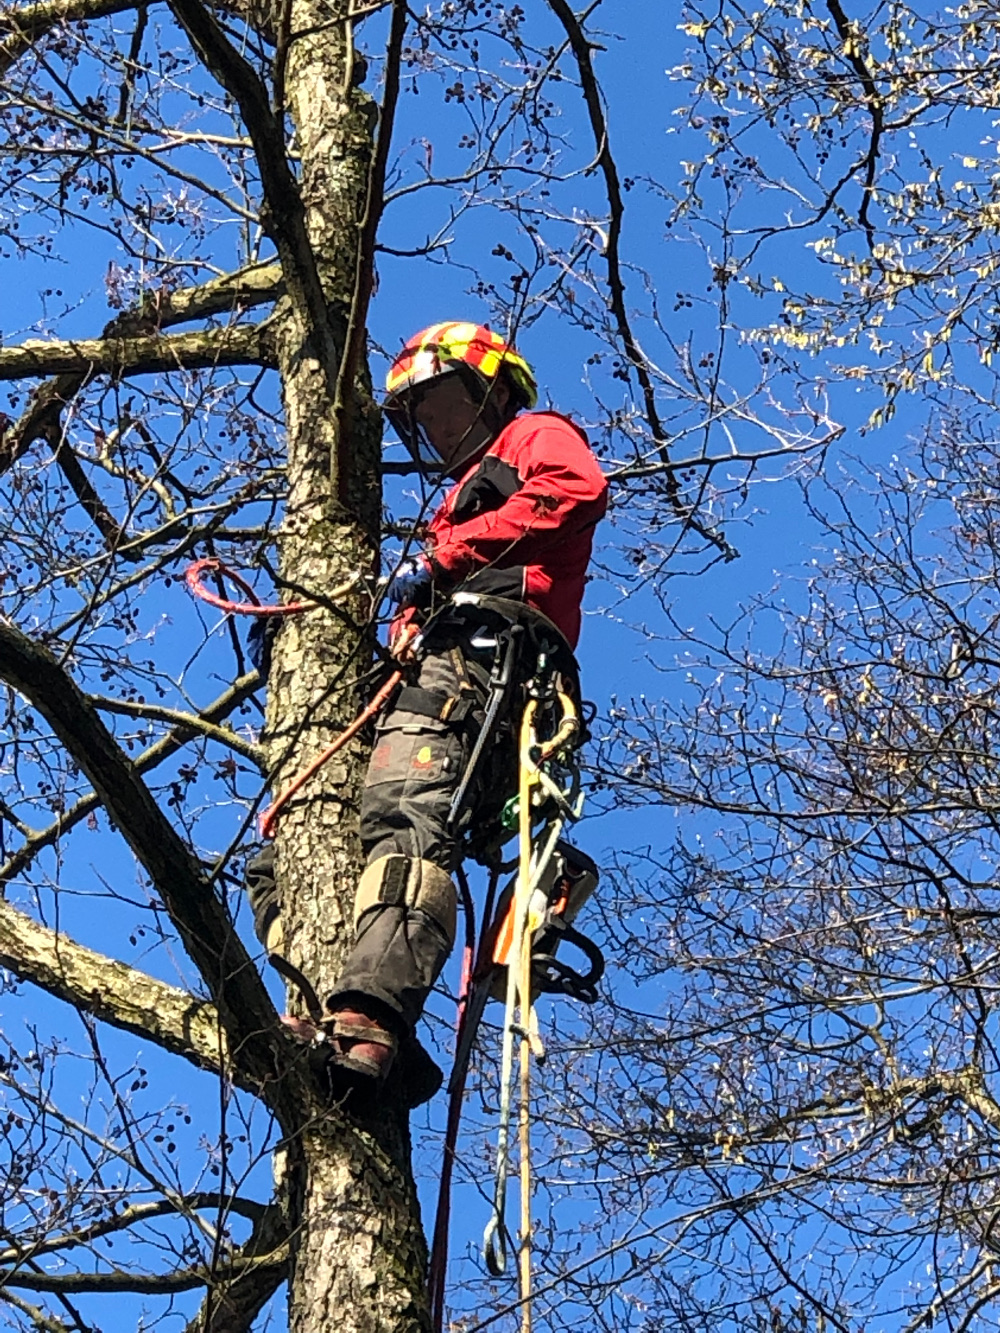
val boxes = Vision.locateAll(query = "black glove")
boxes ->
[247,616,279,679]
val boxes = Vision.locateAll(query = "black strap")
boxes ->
[379,855,410,908]
[396,685,477,724]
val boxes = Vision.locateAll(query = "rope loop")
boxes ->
[185,557,318,616]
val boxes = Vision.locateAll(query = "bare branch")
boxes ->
[0,897,237,1080]
[0,1194,267,1266]
[0,1290,72,1333]
[1,262,282,476]
[90,695,266,766]
[547,0,737,560]
[0,1202,287,1308]
[0,670,263,888]
[824,0,884,249]
[0,622,291,1116]
[0,0,139,76]
[179,1204,289,1333]
[0,1247,287,1294]
[165,0,342,390]
[545,2,672,470]
[51,432,123,550]
[0,324,271,383]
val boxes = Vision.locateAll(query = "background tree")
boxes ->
[563,3,1000,1330]
[591,420,1000,1332]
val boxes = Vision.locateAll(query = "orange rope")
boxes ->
[258,671,402,839]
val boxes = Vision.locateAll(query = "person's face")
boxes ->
[413,374,510,473]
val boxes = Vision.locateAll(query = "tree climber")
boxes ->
[248,320,608,1109]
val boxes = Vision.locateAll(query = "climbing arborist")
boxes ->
[249,320,608,1108]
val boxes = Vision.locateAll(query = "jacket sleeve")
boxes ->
[429,417,607,579]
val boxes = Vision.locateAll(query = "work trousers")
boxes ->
[328,631,520,1031]
[247,607,579,1043]
[360,639,516,870]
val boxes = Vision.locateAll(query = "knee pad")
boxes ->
[354,854,457,945]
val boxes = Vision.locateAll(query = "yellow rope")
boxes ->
[517,701,538,1333]
[484,681,581,1323]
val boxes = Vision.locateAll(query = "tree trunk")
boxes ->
[263,7,432,1328]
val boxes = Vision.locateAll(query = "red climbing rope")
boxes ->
[257,670,402,840]
[185,556,317,616]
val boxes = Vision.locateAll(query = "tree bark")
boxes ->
[263,4,431,1328]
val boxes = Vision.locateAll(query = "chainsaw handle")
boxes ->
[532,922,605,1004]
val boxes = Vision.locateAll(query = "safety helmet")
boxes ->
[384,321,538,466]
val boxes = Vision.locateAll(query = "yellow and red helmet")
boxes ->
[384,321,537,462]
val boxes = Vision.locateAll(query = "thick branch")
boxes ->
[825,0,883,248]
[0,897,236,1080]
[0,262,282,476]
[0,1290,71,1333]
[0,1244,287,1294]
[0,1202,287,1306]
[165,0,342,390]
[0,324,271,382]
[150,261,283,326]
[0,623,293,1117]
[0,670,263,888]
[0,0,138,76]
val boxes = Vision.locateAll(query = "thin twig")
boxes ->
[546,0,737,560]
[332,0,408,505]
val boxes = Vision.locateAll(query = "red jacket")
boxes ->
[425,412,607,649]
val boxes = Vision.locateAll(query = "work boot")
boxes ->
[279,1004,397,1110]
[320,1002,443,1111]
[327,1006,398,1084]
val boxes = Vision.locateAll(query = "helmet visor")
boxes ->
[383,363,501,474]
[383,399,447,471]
